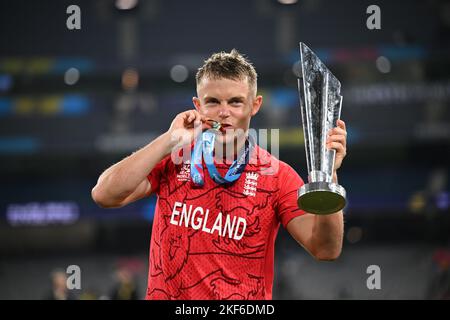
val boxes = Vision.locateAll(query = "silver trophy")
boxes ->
[297,42,346,215]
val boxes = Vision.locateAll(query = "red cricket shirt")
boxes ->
[146,144,305,300]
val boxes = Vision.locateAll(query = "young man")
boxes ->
[91,50,348,300]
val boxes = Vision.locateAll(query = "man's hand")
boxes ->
[92,109,209,209]
[287,120,347,260]
[326,119,347,173]
[166,109,209,151]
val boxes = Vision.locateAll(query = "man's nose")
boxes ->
[218,103,230,119]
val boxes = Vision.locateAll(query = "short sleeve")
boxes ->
[276,162,307,228]
[147,156,171,196]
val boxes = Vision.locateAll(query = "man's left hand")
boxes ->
[326,119,347,173]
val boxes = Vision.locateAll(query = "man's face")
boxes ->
[193,77,262,146]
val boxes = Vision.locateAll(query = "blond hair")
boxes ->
[196,49,258,96]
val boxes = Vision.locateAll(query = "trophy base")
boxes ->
[297,182,346,215]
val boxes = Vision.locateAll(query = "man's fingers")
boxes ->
[337,119,346,130]
[192,110,202,124]
[190,113,196,123]
[194,111,205,127]
[327,134,347,147]
[191,110,199,122]
[183,110,202,125]
[328,127,347,136]
[183,110,194,123]
[202,119,213,129]
[326,141,346,155]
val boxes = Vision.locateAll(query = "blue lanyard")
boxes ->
[191,130,252,186]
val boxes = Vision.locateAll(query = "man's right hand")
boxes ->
[92,110,210,209]
[165,109,209,152]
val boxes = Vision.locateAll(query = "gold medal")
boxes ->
[206,119,221,131]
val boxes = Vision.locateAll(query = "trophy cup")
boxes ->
[297,42,346,215]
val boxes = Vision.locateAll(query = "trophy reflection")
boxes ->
[297,42,346,215]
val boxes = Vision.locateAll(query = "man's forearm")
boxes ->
[310,172,344,259]
[93,132,174,201]
[311,211,343,259]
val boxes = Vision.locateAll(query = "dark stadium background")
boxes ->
[0,0,449,299]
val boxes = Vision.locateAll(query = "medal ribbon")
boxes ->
[191,130,252,186]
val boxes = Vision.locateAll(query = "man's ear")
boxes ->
[192,97,201,111]
[251,95,263,116]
